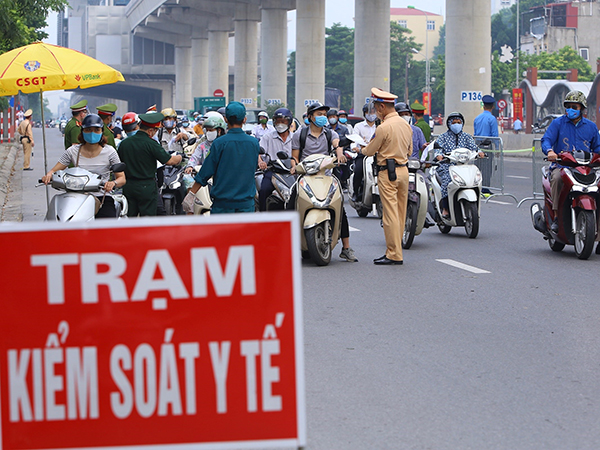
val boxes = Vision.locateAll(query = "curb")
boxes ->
[0,143,18,217]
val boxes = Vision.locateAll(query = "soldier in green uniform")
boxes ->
[63,100,88,149]
[411,102,431,142]
[97,103,117,148]
[117,112,182,216]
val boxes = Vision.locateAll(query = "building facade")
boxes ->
[491,0,516,15]
[390,7,443,61]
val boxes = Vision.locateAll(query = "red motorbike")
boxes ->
[530,151,600,259]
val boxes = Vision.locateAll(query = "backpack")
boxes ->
[299,126,333,160]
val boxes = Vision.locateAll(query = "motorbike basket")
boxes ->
[572,171,596,185]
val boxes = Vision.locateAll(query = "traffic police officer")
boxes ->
[63,100,88,149]
[474,95,499,137]
[362,88,412,265]
[96,103,118,148]
[117,112,182,216]
[411,102,431,142]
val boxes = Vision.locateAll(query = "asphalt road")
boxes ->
[5,128,600,449]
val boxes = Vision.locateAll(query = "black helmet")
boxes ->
[395,102,411,114]
[307,102,329,116]
[446,111,465,129]
[362,103,369,114]
[327,108,338,117]
[273,107,293,123]
[81,114,104,129]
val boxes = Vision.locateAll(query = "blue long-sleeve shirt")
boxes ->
[541,115,600,168]
[410,124,427,158]
[473,110,499,137]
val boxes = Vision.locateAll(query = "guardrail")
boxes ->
[517,138,544,208]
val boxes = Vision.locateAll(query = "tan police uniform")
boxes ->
[17,109,34,170]
[362,88,413,262]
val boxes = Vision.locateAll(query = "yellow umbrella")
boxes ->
[0,42,125,205]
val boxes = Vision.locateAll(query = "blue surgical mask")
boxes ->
[366,114,377,123]
[127,130,138,137]
[450,123,463,134]
[339,117,347,124]
[182,122,189,128]
[304,118,309,125]
[566,108,581,120]
[83,131,102,144]
[328,117,338,125]
[164,119,175,128]
[314,116,328,128]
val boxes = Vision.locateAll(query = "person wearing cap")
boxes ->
[411,101,431,142]
[121,112,140,140]
[183,102,259,214]
[117,112,182,216]
[184,113,227,173]
[63,100,88,149]
[327,108,351,190]
[361,88,412,265]
[42,114,126,218]
[474,95,499,138]
[252,111,275,142]
[17,109,34,170]
[291,101,358,262]
[193,113,204,136]
[396,102,427,158]
[96,103,118,148]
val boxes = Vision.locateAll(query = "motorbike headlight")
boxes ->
[450,170,466,186]
[474,168,482,185]
[273,178,291,203]
[299,177,315,199]
[170,181,181,189]
[63,174,89,191]
[407,159,421,170]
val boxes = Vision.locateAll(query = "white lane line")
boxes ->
[507,175,529,179]
[488,199,512,205]
[349,226,361,232]
[436,259,491,274]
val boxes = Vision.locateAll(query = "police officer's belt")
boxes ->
[376,163,406,170]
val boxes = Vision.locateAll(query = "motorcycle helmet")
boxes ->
[306,101,330,116]
[327,109,338,117]
[121,112,139,132]
[446,111,465,129]
[362,103,370,115]
[203,115,226,131]
[394,102,411,115]
[564,90,587,109]
[161,107,177,118]
[217,107,227,116]
[81,114,104,129]
[273,107,293,124]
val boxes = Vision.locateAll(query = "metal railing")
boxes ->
[473,136,518,203]
[517,138,545,208]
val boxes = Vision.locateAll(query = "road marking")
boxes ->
[349,226,361,232]
[507,175,529,179]
[436,259,490,274]
[488,199,512,205]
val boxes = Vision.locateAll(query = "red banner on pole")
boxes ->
[512,88,523,121]
[0,215,305,450]
[422,92,431,116]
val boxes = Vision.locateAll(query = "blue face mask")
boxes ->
[304,118,309,125]
[128,130,138,137]
[450,123,463,134]
[314,116,328,128]
[164,120,175,128]
[182,122,189,128]
[83,131,102,144]
[566,108,581,120]
[339,117,347,124]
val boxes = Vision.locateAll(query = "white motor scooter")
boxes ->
[345,134,381,218]
[44,164,128,221]
[403,158,430,249]
[429,147,483,238]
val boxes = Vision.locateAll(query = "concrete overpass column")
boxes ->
[234,5,260,108]
[295,0,325,119]
[445,0,492,134]
[191,36,209,100]
[174,43,192,109]
[260,2,289,109]
[208,30,230,100]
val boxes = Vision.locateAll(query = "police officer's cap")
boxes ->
[410,101,426,113]
[24,109,33,117]
[70,99,88,112]
[370,87,397,104]
[139,112,164,128]
[307,102,329,116]
[97,103,118,116]
[482,95,496,105]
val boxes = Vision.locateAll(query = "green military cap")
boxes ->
[139,112,165,128]
[410,101,426,113]
[70,99,88,112]
[97,103,118,116]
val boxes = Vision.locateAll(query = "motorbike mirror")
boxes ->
[338,136,351,148]
[480,138,492,146]
[110,162,126,173]
[259,147,266,155]
[276,151,289,160]
[187,137,197,146]
[433,141,442,150]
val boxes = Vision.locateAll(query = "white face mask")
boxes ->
[401,115,411,124]
[205,130,218,142]
[275,124,289,134]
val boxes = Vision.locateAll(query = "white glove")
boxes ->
[182,191,196,213]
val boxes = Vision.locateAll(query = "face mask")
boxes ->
[450,123,463,134]
[313,116,328,128]
[206,130,218,142]
[275,124,289,133]
[127,130,138,137]
[195,117,201,122]
[401,115,411,124]
[83,131,102,144]
[339,117,347,124]
[328,117,338,125]
[182,122,189,128]
[259,118,268,124]
[304,118,309,125]
[366,114,377,123]
[163,119,175,128]
[566,108,581,120]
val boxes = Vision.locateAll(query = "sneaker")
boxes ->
[339,247,358,262]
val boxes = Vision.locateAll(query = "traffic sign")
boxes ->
[0,215,305,450]
[497,99,507,110]
[213,89,224,97]
[461,91,483,102]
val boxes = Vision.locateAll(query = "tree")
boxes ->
[433,23,445,58]
[389,22,423,104]
[491,0,549,53]
[325,23,354,111]
[286,51,296,113]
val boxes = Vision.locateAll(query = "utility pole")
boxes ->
[516,0,520,86]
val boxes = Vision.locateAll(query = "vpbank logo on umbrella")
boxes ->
[24,60,41,72]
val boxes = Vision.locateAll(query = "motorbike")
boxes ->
[345,134,381,218]
[429,146,483,238]
[255,150,296,211]
[159,138,197,215]
[530,151,600,260]
[403,157,430,249]
[294,153,344,266]
[43,164,128,222]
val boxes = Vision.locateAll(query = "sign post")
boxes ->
[512,88,523,121]
[0,214,305,450]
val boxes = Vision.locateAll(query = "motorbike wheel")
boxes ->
[402,201,418,249]
[305,222,332,266]
[463,201,479,239]
[163,197,176,216]
[357,208,369,218]
[548,237,565,252]
[574,209,595,260]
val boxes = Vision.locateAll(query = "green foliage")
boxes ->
[265,102,285,118]
[24,92,52,121]
[325,23,354,111]
[491,0,549,53]
[389,22,423,103]
[433,23,445,58]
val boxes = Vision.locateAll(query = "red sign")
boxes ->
[512,88,523,121]
[0,215,305,450]
[497,99,507,111]
[213,89,224,98]
[422,92,431,116]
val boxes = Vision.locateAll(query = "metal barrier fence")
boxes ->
[517,138,545,208]
[473,136,518,203]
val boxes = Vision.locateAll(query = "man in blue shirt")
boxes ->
[474,95,499,137]
[184,102,260,214]
[395,102,427,158]
[541,90,600,233]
